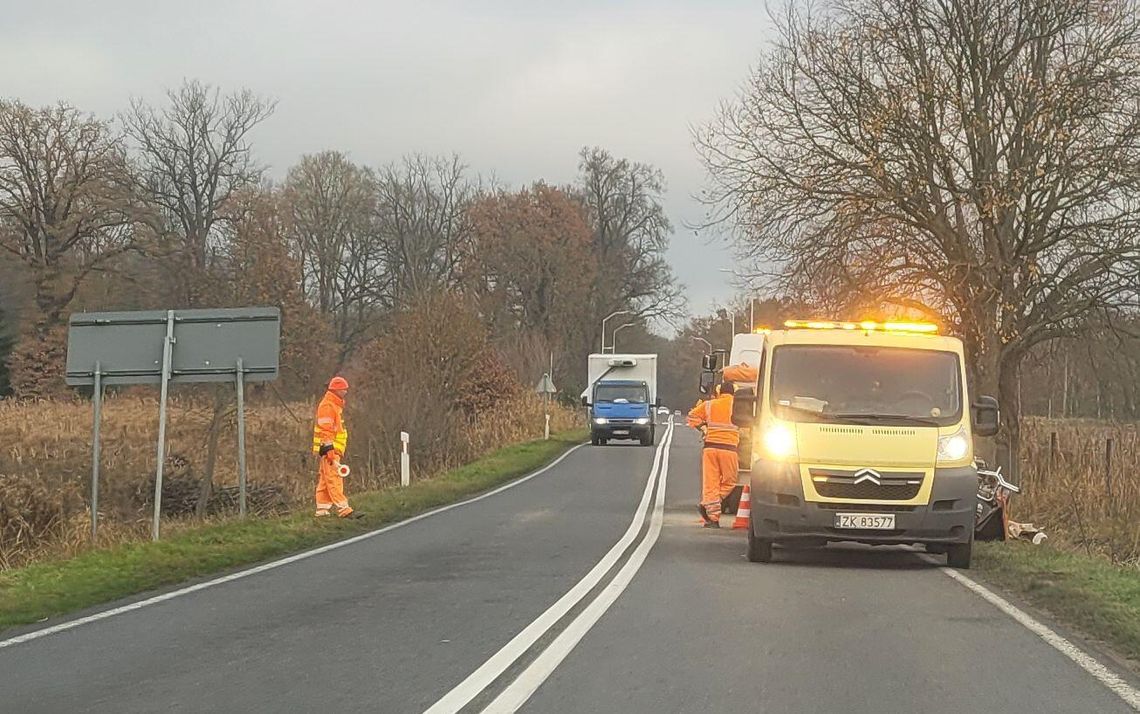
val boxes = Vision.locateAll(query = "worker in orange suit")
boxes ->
[688,381,739,528]
[312,376,360,518]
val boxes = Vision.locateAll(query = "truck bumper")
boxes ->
[749,460,976,545]
[592,424,653,440]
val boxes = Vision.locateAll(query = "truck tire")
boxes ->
[747,528,774,563]
[946,537,972,569]
[590,432,600,446]
[640,430,653,447]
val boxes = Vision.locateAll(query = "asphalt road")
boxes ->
[2,421,1137,713]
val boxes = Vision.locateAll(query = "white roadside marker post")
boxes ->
[400,431,410,487]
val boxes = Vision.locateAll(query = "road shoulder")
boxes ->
[974,541,1140,676]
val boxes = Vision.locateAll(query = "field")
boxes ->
[0,393,580,569]
[1017,418,1140,565]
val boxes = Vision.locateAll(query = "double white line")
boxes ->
[425,421,676,714]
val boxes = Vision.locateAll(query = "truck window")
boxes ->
[769,345,961,426]
[595,384,648,403]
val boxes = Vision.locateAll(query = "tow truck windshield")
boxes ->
[770,345,961,427]
[595,384,648,403]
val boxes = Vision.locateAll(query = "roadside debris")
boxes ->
[975,460,1047,544]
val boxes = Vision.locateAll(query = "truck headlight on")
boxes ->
[762,423,797,460]
[937,427,970,463]
[634,418,650,425]
[593,417,609,425]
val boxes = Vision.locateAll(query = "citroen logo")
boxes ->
[853,468,883,485]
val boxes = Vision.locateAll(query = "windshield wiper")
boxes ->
[829,413,940,426]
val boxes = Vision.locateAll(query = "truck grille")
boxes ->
[810,468,924,501]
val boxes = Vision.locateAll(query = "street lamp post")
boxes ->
[610,322,636,352]
[691,336,712,353]
[600,310,631,353]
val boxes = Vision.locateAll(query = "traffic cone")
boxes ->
[732,484,752,530]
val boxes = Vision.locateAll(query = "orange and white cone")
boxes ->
[732,484,752,530]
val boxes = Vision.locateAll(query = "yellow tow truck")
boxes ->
[705,320,1000,568]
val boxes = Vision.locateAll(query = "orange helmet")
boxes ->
[328,376,349,391]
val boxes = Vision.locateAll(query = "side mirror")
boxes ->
[972,395,999,437]
[731,389,757,427]
[698,371,715,396]
[581,395,589,407]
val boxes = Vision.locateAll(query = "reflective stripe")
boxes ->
[311,428,348,454]
[705,402,739,432]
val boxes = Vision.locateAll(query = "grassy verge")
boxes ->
[975,541,1140,665]
[0,430,587,632]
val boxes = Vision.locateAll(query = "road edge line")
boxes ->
[424,422,674,714]
[941,566,1140,711]
[482,423,675,712]
[0,442,587,651]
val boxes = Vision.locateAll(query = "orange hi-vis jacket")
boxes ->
[312,391,348,457]
[688,393,739,449]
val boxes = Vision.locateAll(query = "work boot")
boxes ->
[697,504,719,528]
[315,510,331,518]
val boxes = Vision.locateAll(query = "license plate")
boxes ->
[613,430,629,436]
[834,513,896,530]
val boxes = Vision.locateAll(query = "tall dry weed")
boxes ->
[1017,418,1140,565]
[0,393,581,569]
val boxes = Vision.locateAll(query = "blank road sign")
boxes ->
[66,307,281,386]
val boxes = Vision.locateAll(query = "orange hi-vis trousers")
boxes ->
[701,447,739,523]
[315,457,353,517]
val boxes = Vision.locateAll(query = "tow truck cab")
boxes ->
[712,321,1000,569]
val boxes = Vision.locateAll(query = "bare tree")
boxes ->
[124,80,275,307]
[284,151,380,361]
[577,146,681,323]
[698,0,1140,468]
[0,101,143,396]
[374,154,476,308]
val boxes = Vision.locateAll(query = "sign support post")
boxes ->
[236,357,248,518]
[152,310,175,542]
[90,361,103,541]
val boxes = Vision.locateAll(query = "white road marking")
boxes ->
[424,422,674,714]
[942,566,1140,711]
[481,423,674,712]
[0,443,588,651]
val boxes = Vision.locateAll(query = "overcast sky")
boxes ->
[2,0,772,320]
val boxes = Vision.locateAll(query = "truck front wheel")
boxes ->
[946,537,972,569]
[747,528,774,563]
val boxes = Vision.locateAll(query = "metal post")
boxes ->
[750,299,754,332]
[235,357,248,519]
[90,362,103,542]
[545,414,551,441]
[152,310,175,541]
[400,431,411,487]
[1105,437,1114,505]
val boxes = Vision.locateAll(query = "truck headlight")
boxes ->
[937,427,970,463]
[763,423,797,460]
[593,418,608,425]
[635,418,650,425]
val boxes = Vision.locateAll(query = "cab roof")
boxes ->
[766,327,964,354]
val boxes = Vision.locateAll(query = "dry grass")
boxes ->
[0,394,581,569]
[1018,418,1140,565]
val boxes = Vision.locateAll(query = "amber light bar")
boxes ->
[783,319,939,334]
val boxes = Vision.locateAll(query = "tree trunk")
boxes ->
[196,387,229,517]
